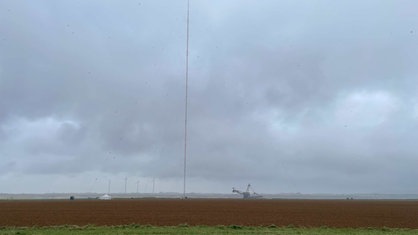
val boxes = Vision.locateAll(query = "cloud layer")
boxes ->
[1,0,417,194]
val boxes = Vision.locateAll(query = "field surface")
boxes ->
[1,225,418,235]
[1,199,418,228]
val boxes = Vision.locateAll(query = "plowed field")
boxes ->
[1,199,418,228]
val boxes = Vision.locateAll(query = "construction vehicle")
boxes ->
[232,184,262,199]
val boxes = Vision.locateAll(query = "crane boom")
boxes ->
[232,184,262,199]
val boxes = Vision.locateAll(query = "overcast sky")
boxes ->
[0,0,417,194]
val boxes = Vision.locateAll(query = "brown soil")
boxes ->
[1,199,418,228]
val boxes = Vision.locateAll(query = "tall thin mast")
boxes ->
[183,0,190,199]
[108,180,111,194]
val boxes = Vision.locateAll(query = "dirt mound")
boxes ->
[1,199,417,228]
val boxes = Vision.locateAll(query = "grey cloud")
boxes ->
[0,0,417,194]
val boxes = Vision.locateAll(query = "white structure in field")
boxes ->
[99,194,112,200]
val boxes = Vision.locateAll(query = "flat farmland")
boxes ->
[1,199,418,228]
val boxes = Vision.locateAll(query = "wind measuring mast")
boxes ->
[183,0,190,199]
